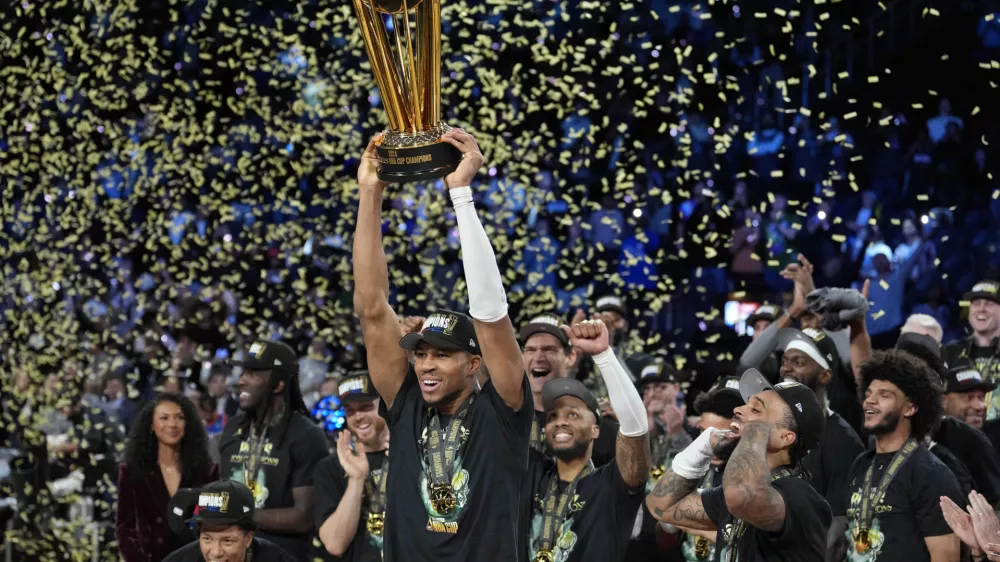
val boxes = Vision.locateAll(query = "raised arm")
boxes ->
[353,134,409,408]
[562,319,650,488]
[646,429,721,531]
[721,421,786,532]
[848,280,873,387]
[441,128,524,409]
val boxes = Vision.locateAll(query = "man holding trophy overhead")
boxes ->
[351,1,534,560]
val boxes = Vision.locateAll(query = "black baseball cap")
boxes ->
[964,280,1000,305]
[746,304,783,326]
[519,315,570,349]
[595,295,627,316]
[338,371,379,404]
[695,375,745,418]
[895,332,941,362]
[739,368,826,461]
[944,362,996,394]
[636,362,687,388]
[167,480,256,536]
[399,310,480,355]
[541,378,601,422]
[777,328,836,372]
[229,340,297,374]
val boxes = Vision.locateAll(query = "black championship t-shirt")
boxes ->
[218,411,330,559]
[162,536,298,562]
[524,450,643,562]
[934,416,1000,504]
[312,449,387,562]
[844,444,964,562]
[803,411,866,516]
[531,409,619,467]
[701,474,831,562]
[379,368,533,562]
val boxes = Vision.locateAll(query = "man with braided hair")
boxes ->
[219,339,329,559]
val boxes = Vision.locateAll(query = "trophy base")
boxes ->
[375,125,462,183]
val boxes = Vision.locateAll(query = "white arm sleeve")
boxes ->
[449,186,508,323]
[593,348,649,437]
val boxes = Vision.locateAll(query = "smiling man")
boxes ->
[524,319,650,562]
[352,131,532,562]
[845,350,963,562]
[218,339,329,559]
[522,314,619,466]
[163,480,297,562]
[944,280,1000,420]
[777,328,865,562]
[313,371,389,562]
[646,368,832,561]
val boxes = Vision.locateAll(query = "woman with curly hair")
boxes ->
[116,393,218,562]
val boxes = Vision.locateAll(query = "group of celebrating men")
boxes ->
[177,130,1000,562]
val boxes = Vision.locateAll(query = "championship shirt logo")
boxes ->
[199,492,230,513]
[422,314,459,335]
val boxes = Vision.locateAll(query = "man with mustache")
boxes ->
[313,372,390,562]
[775,327,866,561]
[646,368,832,561]
[943,280,1000,420]
[521,314,619,466]
[523,318,650,562]
[845,350,964,561]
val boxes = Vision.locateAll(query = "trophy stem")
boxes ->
[416,0,441,126]
[399,0,424,131]
[352,0,411,130]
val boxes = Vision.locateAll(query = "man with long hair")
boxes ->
[219,339,328,559]
[352,130,531,561]
[646,368,832,561]
[845,350,964,561]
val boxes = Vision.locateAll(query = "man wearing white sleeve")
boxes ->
[523,318,650,562]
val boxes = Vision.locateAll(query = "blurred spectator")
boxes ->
[893,215,933,282]
[911,284,952,339]
[763,193,800,288]
[104,373,140,432]
[926,98,963,144]
[848,191,881,266]
[865,241,931,349]
[117,393,217,562]
[299,338,332,401]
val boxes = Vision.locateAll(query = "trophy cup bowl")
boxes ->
[353,0,462,183]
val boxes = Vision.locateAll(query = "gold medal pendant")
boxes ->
[694,536,710,559]
[650,465,665,480]
[534,550,554,562]
[366,512,385,536]
[428,483,457,515]
[854,530,871,554]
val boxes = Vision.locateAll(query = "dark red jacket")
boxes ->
[115,461,218,562]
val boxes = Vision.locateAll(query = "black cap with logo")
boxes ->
[636,361,688,388]
[694,375,745,418]
[519,315,570,349]
[595,295,627,316]
[399,310,480,355]
[746,304,783,326]
[541,378,601,422]
[167,480,256,536]
[738,368,826,461]
[338,371,379,404]
[229,340,298,375]
[944,362,997,394]
[964,280,1000,305]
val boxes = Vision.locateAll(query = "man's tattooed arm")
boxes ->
[645,468,716,531]
[721,421,787,532]
[616,433,651,489]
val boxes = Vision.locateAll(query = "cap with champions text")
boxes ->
[399,310,480,355]
[228,340,297,374]
[338,371,379,404]
[520,315,570,349]
[964,280,1000,305]
[167,480,256,536]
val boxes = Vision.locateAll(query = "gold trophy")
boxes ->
[351,0,461,182]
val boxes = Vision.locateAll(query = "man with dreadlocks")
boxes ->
[219,339,329,559]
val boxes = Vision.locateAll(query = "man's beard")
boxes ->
[552,439,590,462]
[712,435,740,464]
[867,410,901,435]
